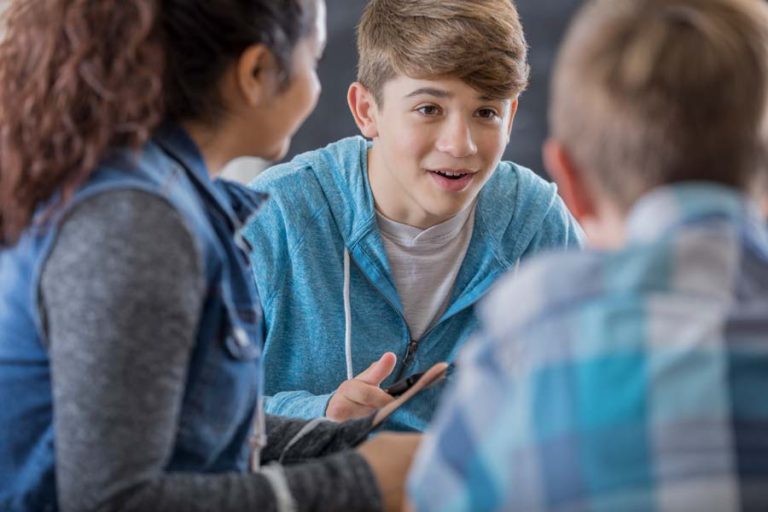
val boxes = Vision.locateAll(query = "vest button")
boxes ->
[234,327,250,347]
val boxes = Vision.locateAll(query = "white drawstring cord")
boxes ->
[279,417,329,464]
[249,396,267,472]
[343,250,353,380]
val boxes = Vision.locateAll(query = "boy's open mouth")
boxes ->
[428,168,476,192]
[430,169,472,180]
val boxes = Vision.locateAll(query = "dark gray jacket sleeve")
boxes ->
[262,414,374,463]
[40,190,381,512]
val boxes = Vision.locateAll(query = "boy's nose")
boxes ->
[435,117,478,158]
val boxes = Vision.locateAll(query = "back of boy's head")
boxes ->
[551,0,768,210]
[356,0,529,105]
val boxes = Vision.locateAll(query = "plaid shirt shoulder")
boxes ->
[408,186,768,512]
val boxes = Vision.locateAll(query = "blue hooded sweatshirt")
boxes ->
[244,136,583,431]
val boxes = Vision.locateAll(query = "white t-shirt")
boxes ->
[376,203,477,340]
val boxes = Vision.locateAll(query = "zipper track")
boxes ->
[352,259,414,381]
[352,252,478,382]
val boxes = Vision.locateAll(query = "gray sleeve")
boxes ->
[262,415,374,464]
[41,190,381,512]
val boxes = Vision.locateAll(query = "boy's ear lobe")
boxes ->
[348,82,380,138]
[236,44,275,107]
[543,139,597,222]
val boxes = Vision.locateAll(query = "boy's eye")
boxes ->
[416,105,442,116]
[476,108,499,120]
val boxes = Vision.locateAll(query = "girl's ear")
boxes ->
[236,44,278,107]
[347,82,380,139]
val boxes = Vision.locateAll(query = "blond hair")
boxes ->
[356,0,529,104]
[551,0,768,209]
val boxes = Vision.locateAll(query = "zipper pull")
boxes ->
[394,339,419,381]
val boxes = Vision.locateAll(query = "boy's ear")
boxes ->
[543,139,597,222]
[505,98,519,142]
[235,44,277,107]
[348,82,380,138]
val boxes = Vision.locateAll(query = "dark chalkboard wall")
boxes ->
[287,0,583,178]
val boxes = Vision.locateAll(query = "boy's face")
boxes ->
[363,75,517,228]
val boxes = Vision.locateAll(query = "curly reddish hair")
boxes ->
[0,0,164,245]
[0,0,317,246]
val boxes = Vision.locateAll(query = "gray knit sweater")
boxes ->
[39,190,382,512]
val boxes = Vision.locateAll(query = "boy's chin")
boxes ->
[423,198,476,223]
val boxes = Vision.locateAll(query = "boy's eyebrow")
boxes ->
[405,87,453,99]
[404,87,504,103]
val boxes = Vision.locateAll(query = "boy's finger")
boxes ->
[355,352,397,386]
[342,380,395,408]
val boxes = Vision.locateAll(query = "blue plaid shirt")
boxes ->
[408,184,768,512]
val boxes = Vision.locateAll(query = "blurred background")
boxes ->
[224,0,582,182]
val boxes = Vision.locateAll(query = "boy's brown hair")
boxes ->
[356,0,529,104]
[551,0,768,210]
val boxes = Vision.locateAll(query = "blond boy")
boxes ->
[408,0,768,509]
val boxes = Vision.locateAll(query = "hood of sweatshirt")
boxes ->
[290,136,569,316]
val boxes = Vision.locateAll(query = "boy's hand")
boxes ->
[357,432,421,512]
[326,352,397,421]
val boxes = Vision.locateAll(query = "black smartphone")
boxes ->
[384,363,454,397]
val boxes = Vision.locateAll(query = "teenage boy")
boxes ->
[243,0,582,432]
[407,0,768,509]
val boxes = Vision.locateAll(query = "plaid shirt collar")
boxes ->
[626,182,763,244]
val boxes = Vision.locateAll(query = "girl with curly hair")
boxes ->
[0,1,418,511]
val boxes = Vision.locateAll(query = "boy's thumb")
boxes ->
[356,352,397,386]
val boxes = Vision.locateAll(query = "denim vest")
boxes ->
[0,124,267,511]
